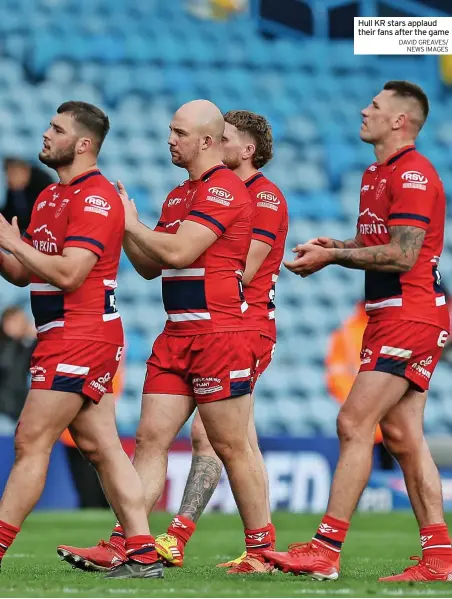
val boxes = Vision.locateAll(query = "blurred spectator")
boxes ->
[61,356,125,509]
[0,306,36,433]
[325,300,394,470]
[186,0,248,20]
[2,158,54,233]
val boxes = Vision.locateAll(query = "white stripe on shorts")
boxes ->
[56,363,90,376]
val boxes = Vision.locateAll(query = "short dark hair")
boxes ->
[383,80,429,130]
[57,101,110,154]
[224,110,273,169]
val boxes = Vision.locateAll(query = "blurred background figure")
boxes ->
[186,0,248,20]
[0,306,36,434]
[2,157,53,232]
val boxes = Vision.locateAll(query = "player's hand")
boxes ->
[117,180,138,231]
[303,237,341,249]
[284,243,333,277]
[0,215,21,252]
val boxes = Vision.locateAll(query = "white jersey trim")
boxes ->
[162,268,205,278]
[268,310,275,320]
[30,283,62,292]
[380,346,413,359]
[436,295,446,306]
[167,312,211,322]
[365,298,402,311]
[230,368,251,379]
[103,312,121,322]
[37,321,64,333]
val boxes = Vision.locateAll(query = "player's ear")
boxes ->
[392,112,406,132]
[76,137,92,155]
[243,142,256,161]
[202,135,213,150]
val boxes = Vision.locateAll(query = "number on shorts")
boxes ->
[115,346,124,361]
[438,330,448,348]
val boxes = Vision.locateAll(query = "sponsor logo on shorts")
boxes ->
[193,376,223,395]
[84,195,111,217]
[30,365,46,382]
[410,356,433,380]
[89,372,111,394]
[360,348,373,365]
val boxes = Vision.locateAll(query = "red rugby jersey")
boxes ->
[23,169,125,344]
[243,173,288,342]
[357,145,449,331]
[154,164,254,335]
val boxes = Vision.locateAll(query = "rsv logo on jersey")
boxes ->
[84,195,111,217]
[257,191,280,211]
[402,170,428,191]
[207,187,233,206]
[33,224,58,254]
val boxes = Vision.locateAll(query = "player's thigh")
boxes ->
[16,389,84,451]
[69,393,121,459]
[339,370,410,432]
[380,387,427,452]
[197,393,252,452]
[138,393,195,448]
[190,409,211,448]
[247,392,259,451]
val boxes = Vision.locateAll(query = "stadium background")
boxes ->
[0,0,452,513]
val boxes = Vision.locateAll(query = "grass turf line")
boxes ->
[0,511,451,597]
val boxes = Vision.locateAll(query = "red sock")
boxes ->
[167,515,196,546]
[421,523,452,559]
[314,515,349,553]
[268,522,276,550]
[0,520,20,561]
[125,535,158,564]
[245,524,271,556]
[109,522,126,553]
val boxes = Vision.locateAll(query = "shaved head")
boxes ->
[168,100,225,172]
[173,100,224,141]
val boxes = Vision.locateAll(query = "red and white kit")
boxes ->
[243,172,288,383]
[24,169,125,402]
[144,165,259,402]
[357,145,449,390]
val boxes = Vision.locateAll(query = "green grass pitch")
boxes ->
[1,511,452,597]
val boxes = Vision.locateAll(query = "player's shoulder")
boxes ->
[80,173,121,199]
[250,173,287,206]
[392,149,441,187]
[363,162,378,175]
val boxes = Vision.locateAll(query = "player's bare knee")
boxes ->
[381,422,412,460]
[14,422,53,457]
[336,410,370,444]
[135,427,172,455]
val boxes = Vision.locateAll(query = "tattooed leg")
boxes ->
[179,412,222,522]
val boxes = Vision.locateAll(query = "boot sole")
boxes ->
[57,548,112,572]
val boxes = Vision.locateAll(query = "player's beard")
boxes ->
[39,140,77,169]
[222,152,241,170]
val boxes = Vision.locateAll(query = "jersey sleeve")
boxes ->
[64,189,123,257]
[185,180,248,237]
[388,166,436,231]
[250,188,285,246]
[154,197,171,232]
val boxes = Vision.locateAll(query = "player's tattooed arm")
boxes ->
[331,225,426,272]
[178,456,222,523]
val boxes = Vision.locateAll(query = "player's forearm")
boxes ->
[10,240,74,289]
[123,234,162,280]
[0,252,30,287]
[330,244,411,272]
[126,221,182,268]
[332,237,363,250]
